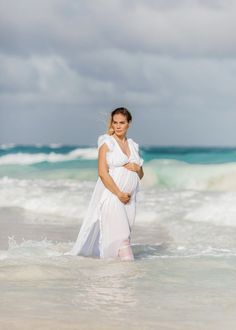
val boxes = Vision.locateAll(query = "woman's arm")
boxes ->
[98,144,131,204]
[123,163,144,180]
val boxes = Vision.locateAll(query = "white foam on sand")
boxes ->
[184,192,236,227]
[0,177,92,222]
[2,175,236,229]
[0,237,64,261]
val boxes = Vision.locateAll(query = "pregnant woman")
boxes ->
[65,107,144,261]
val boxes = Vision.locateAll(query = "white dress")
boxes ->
[65,134,144,259]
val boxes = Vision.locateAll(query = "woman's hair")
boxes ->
[107,107,132,135]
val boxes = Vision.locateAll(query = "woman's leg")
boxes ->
[118,239,134,261]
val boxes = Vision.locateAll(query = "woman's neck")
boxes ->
[113,133,127,143]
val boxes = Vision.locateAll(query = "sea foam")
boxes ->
[0,148,97,165]
[143,159,236,191]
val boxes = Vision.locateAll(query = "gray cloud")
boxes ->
[0,0,236,145]
[1,0,235,57]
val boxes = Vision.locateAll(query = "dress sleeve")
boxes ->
[97,134,114,151]
[132,140,144,166]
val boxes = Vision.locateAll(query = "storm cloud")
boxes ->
[0,0,236,145]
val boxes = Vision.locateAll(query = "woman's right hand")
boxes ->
[117,191,131,204]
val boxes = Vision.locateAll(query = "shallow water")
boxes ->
[1,253,236,330]
[1,204,236,329]
[1,144,236,329]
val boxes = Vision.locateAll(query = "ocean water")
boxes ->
[0,143,236,329]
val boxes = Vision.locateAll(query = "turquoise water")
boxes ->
[1,142,236,253]
[1,144,236,165]
[1,144,236,186]
[142,146,236,164]
[1,143,236,329]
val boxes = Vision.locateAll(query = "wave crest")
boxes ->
[0,148,98,165]
[142,159,236,191]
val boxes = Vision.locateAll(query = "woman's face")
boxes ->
[112,114,130,137]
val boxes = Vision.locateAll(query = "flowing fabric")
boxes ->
[64,134,144,259]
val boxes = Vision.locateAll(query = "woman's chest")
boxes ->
[106,143,140,167]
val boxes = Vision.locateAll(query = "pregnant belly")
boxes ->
[109,167,139,195]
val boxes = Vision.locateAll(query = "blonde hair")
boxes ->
[106,107,132,135]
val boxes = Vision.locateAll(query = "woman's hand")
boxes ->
[123,162,140,173]
[117,191,131,204]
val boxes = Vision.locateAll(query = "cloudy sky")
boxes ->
[0,0,236,146]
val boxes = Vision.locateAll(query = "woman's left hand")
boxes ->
[123,162,140,173]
